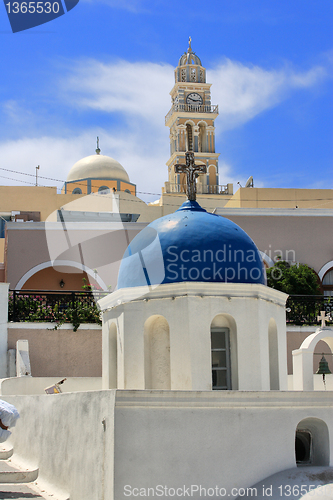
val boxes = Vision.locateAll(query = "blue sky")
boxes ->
[0,0,332,203]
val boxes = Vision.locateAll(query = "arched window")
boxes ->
[198,123,207,152]
[186,123,193,151]
[211,327,231,390]
[208,165,217,191]
[322,269,333,296]
[72,188,82,195]
[98,186,110,195]
[124,189,131,194]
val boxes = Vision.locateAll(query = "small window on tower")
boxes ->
[200,69,204,83]
[190,68,196,82]
[181,69,186,82]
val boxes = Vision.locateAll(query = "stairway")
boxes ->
[0,444,42,499]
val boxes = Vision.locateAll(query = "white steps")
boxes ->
[0,445,39,484]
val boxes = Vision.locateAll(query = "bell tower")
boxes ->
[165,38,221,195]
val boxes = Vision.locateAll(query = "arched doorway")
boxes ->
[295,418,330,466]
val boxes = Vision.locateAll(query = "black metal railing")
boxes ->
[286,295,333,326]
[8,290,107,324]
[7,291,332,327]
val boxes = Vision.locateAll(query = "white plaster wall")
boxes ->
[0,283,9,378]
[288,374,333,391]
[113,391,333,499]
[3,390,116,500]
[1,390,332,500]
[100,283,288,392]
[0,377,102,395]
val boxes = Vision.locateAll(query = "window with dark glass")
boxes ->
[211,327,231,390]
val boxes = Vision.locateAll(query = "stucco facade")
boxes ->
[99,282,288,392]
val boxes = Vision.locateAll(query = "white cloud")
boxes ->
[209,59,327,131]
[63,57,327,135]
[0,57,328,199]
[0,129,169,201]
[63,59,173,126]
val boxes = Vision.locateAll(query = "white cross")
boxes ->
[317,310,331,328]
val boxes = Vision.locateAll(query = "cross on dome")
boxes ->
[317,310,332,328]
[175,151,207,201]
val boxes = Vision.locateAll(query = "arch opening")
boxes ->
[295,418,330,466]
[211,327,231,390]
[15,261,108,291]
[107,322,118,389]
[268,318,280,390]
[198,123,207,152]
[186,123,193,151]
[144,315,171,390]
[208,165,217,190]
[211,314,238,390]
[322,268,333,296]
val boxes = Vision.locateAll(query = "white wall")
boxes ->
[0,377,102,395]
[100,282,288,392]
[4,390,116,500]
[288,373,333,391]
[2,390,332,500]
[0,283,9,378]
[113,391,333,498]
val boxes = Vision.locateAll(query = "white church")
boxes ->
[0,41,332,500]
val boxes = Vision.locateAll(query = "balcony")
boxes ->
[165,103,219,124]
[164,182,232,195]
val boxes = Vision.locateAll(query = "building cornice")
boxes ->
[214,207,333,217]
[98,282,288,312]
[114,389,333,408]
[6,221,148,231]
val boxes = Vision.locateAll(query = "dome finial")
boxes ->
[95,136,101,155]
[188,36,192,52]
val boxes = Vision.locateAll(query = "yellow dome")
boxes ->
[67,154,130,183]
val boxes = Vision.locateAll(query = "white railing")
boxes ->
[165,183,230,195]
[165,104,219,123]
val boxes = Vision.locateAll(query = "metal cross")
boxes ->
[175,151,207,201]
[317,310,331,328]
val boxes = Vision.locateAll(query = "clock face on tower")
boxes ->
[186,93,203,105]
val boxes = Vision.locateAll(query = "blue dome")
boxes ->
[117,200,266,289]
